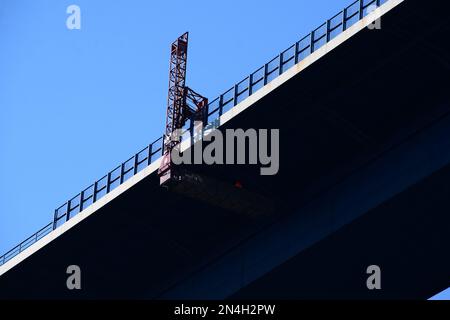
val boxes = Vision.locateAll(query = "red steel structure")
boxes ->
[158,32,208,186]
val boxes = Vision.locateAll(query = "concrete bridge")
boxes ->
[1,0,449,299]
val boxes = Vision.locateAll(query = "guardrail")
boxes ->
[0,0,387,266]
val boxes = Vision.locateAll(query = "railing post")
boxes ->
[106,172,112,192]
[120,163,125,184]
[311,31,315,53]
[189,116,194,141]
[249,73,254,96]
[234,84,239,106]
[279,53,284,75]
[66,201,71,222]
[295,42,300,64]
[134,153,139,175]
[219,94,224,116]
[326,19,331,42]
[263,63,269,85]
[343,8,347,31]
[202,102,209,126]
[93,181,98,203]
[52,209,58,230]
[79,190,84,212]
[359,0,364,19]
[148,144,153,165]
[161,135,165,156]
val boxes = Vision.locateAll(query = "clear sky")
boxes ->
[430,288,450,300]
[0,0,448,299]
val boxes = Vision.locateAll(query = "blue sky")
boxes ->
[0,0,448,299]
[430,288,450,300]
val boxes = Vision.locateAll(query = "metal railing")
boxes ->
[0,0,388,266]
[0,137,164,266]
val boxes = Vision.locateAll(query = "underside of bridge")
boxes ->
[0,0,449,299]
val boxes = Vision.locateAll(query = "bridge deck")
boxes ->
[2,0,450,299]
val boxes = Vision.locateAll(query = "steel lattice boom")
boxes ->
[159,32,208,186]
